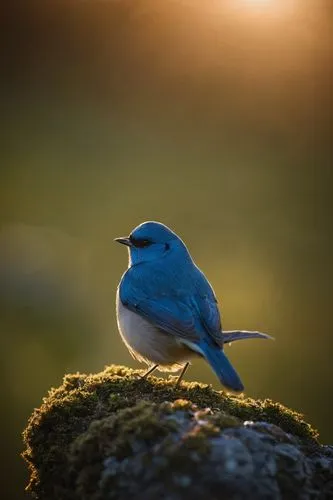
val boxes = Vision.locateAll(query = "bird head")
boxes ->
[115,221,186,266]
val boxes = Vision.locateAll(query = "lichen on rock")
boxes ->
[22,365,333,499]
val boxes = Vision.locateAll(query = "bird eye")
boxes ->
[129,236,152,248]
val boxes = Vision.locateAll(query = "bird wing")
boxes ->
[194,292,223,346]
[193,269,224,346]
[119,266,223,345]
[120,280,199,342]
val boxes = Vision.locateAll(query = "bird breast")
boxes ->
[116,289,196,371]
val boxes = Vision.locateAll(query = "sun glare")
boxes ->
[241,0,280,5]
[244,0,274,3]
[227,0,296,21]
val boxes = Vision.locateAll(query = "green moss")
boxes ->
[22,364,319,499]
[70,400,182,499]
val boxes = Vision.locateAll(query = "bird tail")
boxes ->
[200,341,244,393]
[223,330,274,345]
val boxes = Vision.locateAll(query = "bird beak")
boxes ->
[114,236,132,247]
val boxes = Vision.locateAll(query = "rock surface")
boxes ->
[22,365,333,499]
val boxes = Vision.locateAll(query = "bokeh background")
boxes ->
[1,1,332,498]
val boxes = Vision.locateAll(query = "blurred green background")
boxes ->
[1,1,332,498]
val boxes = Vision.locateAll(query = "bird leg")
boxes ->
[175,362,190,388]
[141,364,159,379]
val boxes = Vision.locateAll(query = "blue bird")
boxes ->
[115,221,272,392]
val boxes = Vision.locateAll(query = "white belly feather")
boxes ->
[116,289,197,372]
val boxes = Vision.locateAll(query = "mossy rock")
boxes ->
[22,365,332,500]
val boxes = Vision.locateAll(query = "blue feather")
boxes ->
[199,340,244,392]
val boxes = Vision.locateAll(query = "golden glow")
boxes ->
[238,0,286,6]
[228,0,296,19]
[243,0,275,3]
